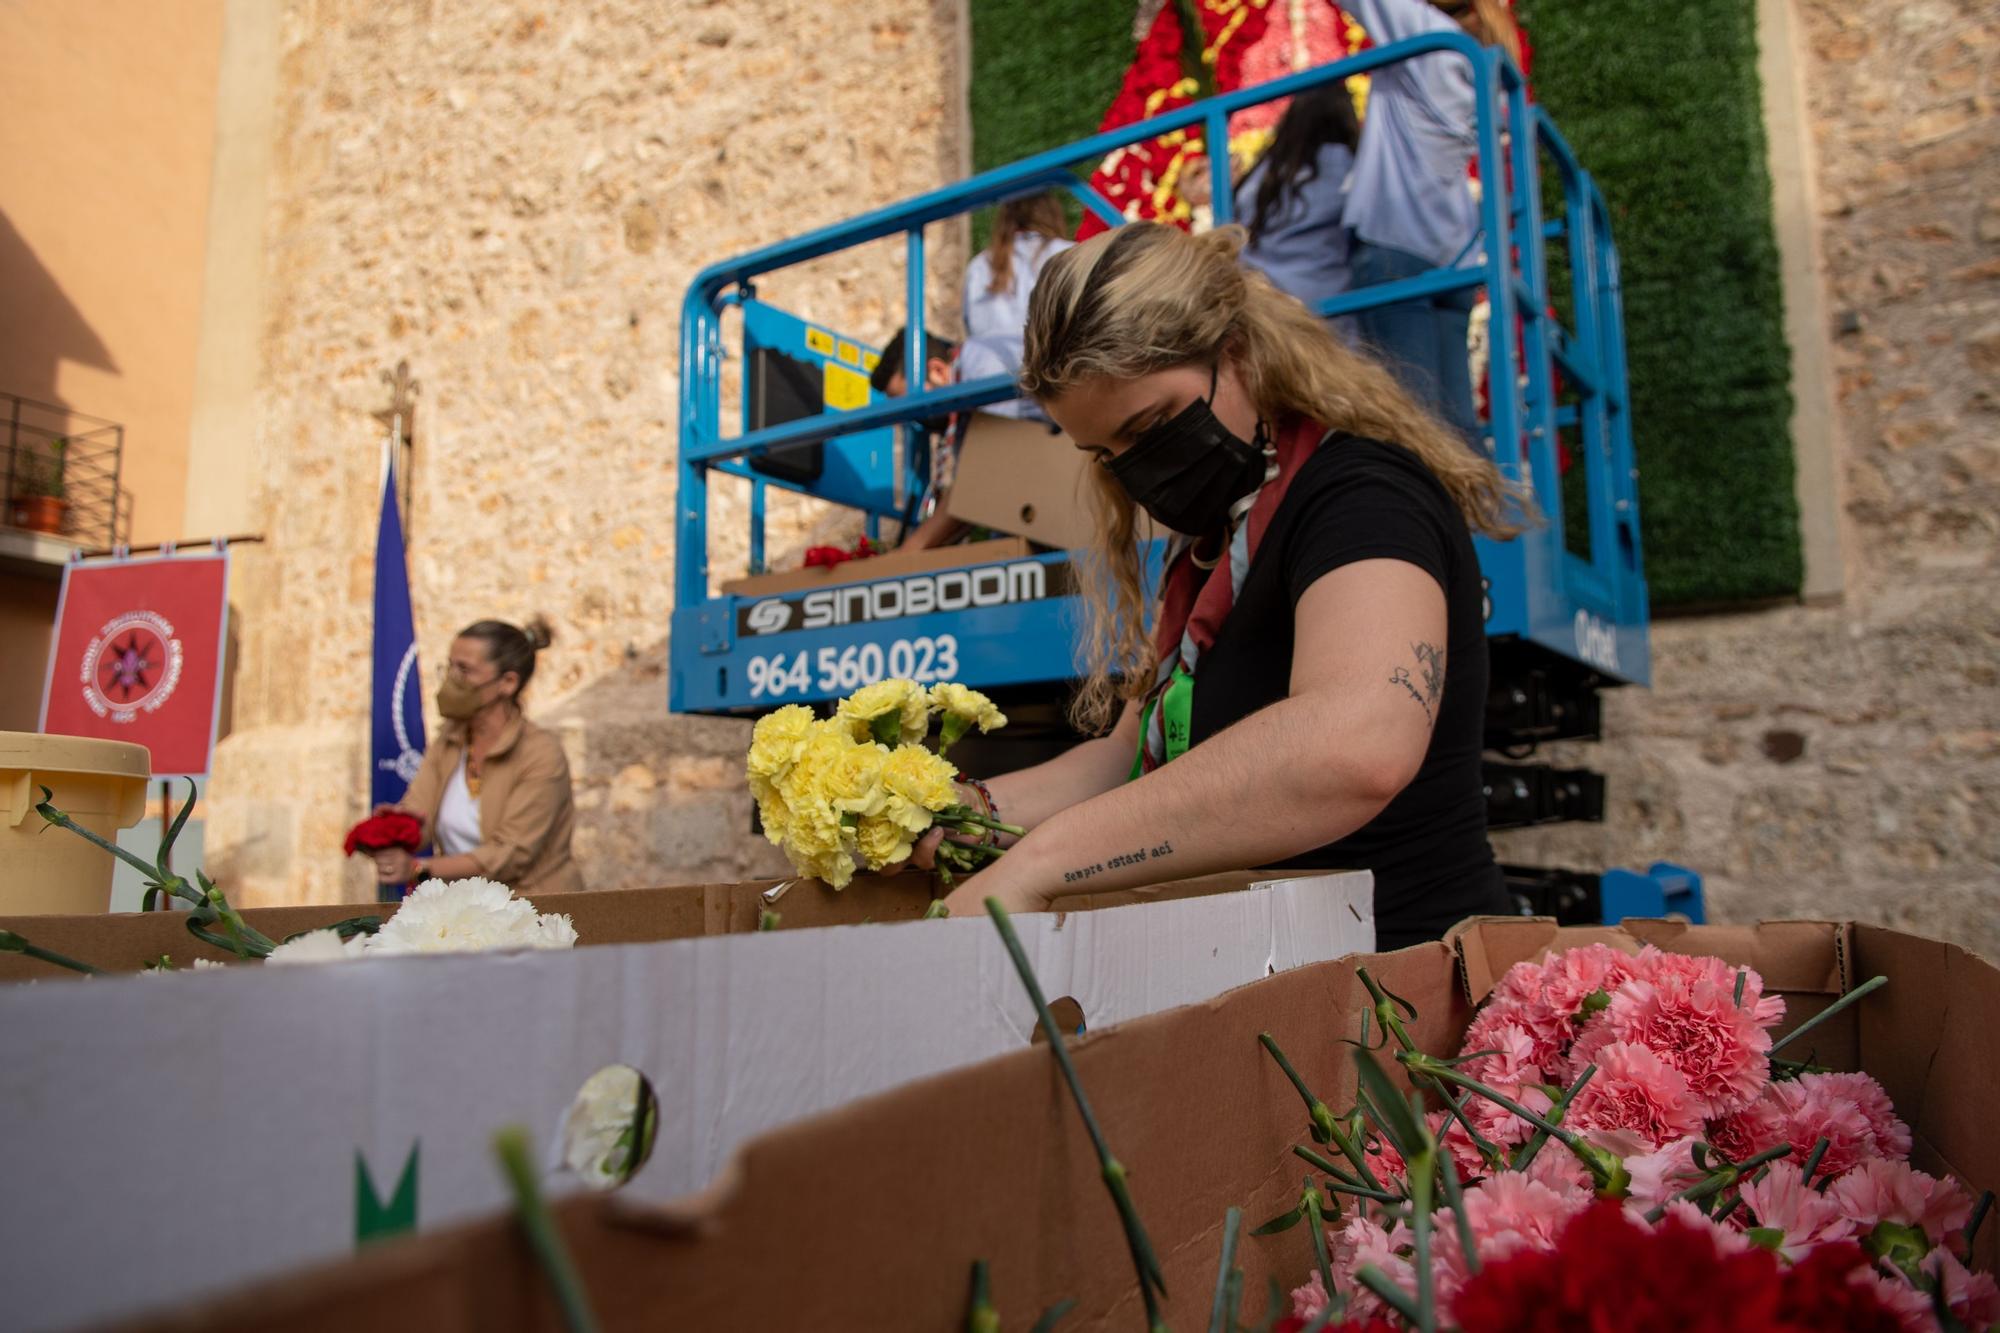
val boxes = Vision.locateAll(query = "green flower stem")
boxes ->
[36,795,178,888]
[1207,1207,1243,1333]
[967,1259,1000,1333]
[1258,1032,1339,1145]
[1291,1147,1401,1203]
[1303,1179,1335,1301]
[1402,1055,1575,1145]
[1643,1144,1792,1223]
[1260,1033,1388,1196]
[755,909,781,931]
[1437,1142,1479,1277]
[922,900,951,920]
[1354,1266,1421,1325]
[1769,975,1887,1058]
[1408,1138,1438,1333]
[1798,1136,1831,1187]
[1965,1190,1993,1249]
[987,899,1168,1324]
[1355,968,1501,1169]
[492,1127,601,1333]
[0,929,105,976]
[1511,1064,1597,1171]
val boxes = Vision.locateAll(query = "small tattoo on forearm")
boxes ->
[1390,641,1445,725]
[1062,840,1175,885]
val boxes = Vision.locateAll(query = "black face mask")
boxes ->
[1106,366,1271,535]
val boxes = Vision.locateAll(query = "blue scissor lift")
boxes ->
[671,35,1701,925]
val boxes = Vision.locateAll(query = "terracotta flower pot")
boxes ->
[8,495,67,535]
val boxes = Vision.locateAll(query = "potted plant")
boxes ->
[9,438,69,535]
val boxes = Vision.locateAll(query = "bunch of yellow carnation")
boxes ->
[746,680,1017,889]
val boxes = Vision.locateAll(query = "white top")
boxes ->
[1340,0,1481,268]
[435,754,482,856]
[962,233,1075,342]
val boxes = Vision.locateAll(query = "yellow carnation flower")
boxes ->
[838,678,931,745]
[929,682,1006,733]
[824,739,889,820]
[879,742,960,834]
[747,705,816,782]
[854,815,916,870]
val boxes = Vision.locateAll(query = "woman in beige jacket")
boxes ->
[368,617,585,896]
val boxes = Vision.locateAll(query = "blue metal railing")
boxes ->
[676,31,1537,614]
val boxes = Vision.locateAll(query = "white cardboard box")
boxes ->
[0,874,1372,1331]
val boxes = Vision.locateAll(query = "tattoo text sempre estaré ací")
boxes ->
[1062,840,1175,885]
[1389,640,1447,725]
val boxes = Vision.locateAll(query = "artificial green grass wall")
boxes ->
[966,0,1804,606]
[1521,0,1801,604]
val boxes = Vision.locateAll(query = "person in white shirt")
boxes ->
[1342,0,1521,450]
[963,192,1075,347]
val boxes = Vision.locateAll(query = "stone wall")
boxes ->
[1492,0,1999,958]
[205,0,970,904]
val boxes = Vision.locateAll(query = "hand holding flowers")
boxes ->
[746,680,1020,890]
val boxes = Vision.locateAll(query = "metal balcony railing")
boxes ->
[4,392,128,547]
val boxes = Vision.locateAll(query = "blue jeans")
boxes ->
[1351,241,1481,450]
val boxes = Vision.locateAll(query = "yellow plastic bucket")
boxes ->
[0,732,152,915]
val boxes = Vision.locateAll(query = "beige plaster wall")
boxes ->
[202,0,970,904]
[0,0,224,547]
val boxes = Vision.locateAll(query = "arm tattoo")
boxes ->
[1061,840,1175,885]
[1389,641,1447,725]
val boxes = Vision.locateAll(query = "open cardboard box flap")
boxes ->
[0,870,1275,980]
[105,918,1997,1332]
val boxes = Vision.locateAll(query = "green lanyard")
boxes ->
[1129,661,1196,780]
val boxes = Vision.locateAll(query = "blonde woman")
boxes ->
[928,222,1520,947]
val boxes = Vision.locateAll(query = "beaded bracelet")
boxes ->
[963,776,1001,844]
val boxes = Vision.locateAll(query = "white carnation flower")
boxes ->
[192,958,228,971]
[264,929,365,966]
[561,1064,656,1189]
[368,877,579,956]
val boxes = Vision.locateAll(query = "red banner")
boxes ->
[40,552,230,779]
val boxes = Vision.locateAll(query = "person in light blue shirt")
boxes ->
[1234,81,1363,347]
[1342,0,1521,450]
[962,193,1075,346]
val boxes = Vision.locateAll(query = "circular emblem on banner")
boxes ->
[80,611,185,723]
[388,642,425,783]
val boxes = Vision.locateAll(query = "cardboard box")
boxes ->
[0,873,1374,1331]
[946,413,1097,550]
[719,535,1034,598]
[0,868,1292,981]
[104,918,1996,1332]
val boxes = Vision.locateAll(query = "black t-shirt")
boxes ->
[1188,432,1507,948]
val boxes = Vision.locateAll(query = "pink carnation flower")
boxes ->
[1854,1267,1942,1333]
[1457,1014,1553,1090]
[1811,1071,1912,1161]
[1462,992,1567,1076]
[1599,971,1777,1118]
[1826,1158,1976,1246]
[1704,1104,1766,1165]
[1564,1039,1707,1148]
[1289,1269,1330,1325]
[1632,947,1786,1028]
[1741,1073,1886,1179]
[1426,1170,1594,1312]
[1927,1248,2000,1329]
[1330,1214,1417,1321]
[1734,1161,1857,1260]
[1658,1199,1756,1254]
[1623,1135,1704,1215]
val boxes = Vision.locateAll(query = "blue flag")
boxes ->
[370,447,425,816]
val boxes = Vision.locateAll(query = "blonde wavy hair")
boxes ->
[1020,222,1526,734]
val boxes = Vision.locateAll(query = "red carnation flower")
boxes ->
[1450,1200,1906,1332]
[343,811,423,857]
